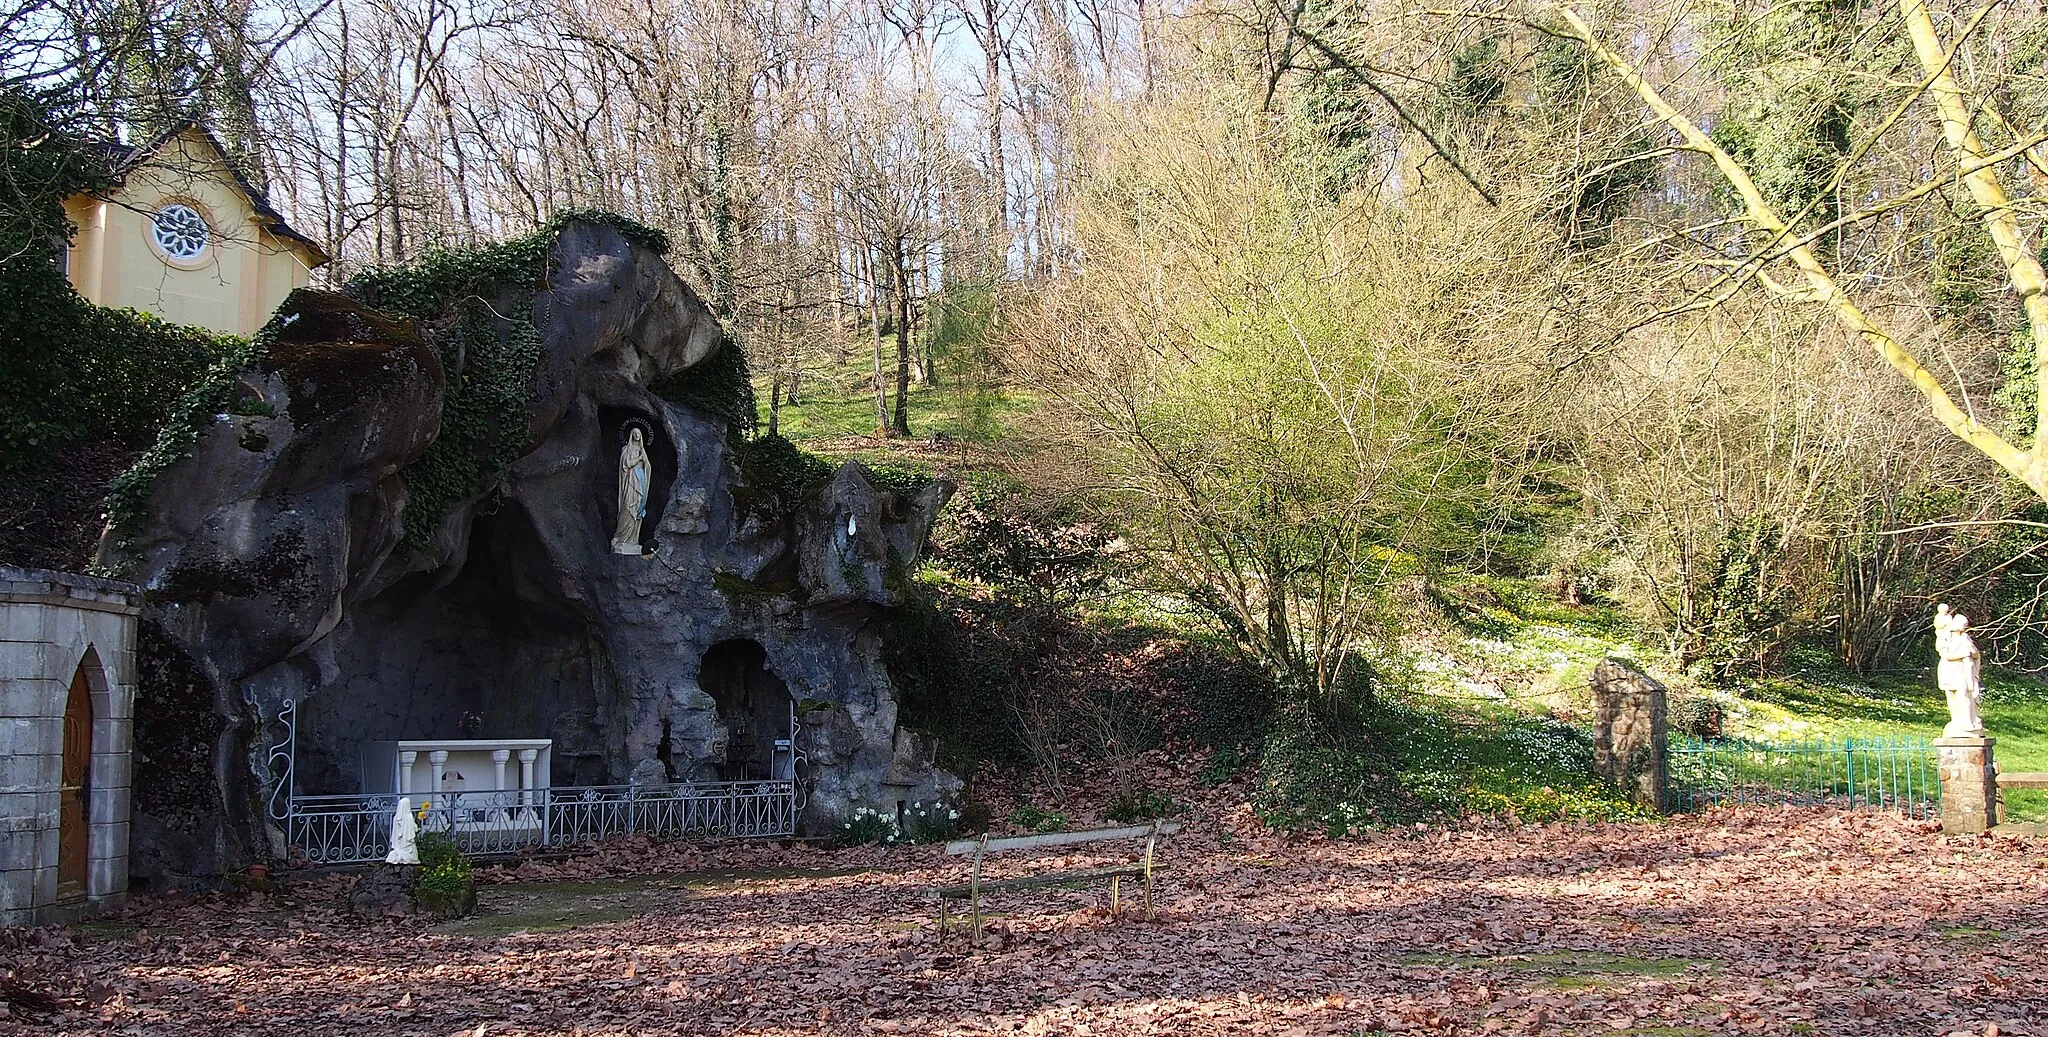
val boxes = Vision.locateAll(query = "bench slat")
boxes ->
[1997,772,2048,790]
[943,820,1182,856]
[929,864,1146,899]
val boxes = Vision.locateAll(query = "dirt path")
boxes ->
[4,810,2043,1036]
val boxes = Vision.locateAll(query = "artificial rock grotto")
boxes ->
[101,218,956,884]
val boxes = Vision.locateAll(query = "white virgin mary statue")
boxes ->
[612,427,650,554]
[386,796,419,865]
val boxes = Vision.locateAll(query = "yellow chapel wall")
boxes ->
[63,131,316,339]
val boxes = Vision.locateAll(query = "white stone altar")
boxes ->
[362,739,552,831]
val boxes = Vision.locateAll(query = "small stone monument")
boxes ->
[612,425,651,554]
[1591,658,1668,812]
[1932,603,1998,834]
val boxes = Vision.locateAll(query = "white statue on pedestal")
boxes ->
[386,796,420,865]
[612,426,650,555]
[1935,603,1985,739]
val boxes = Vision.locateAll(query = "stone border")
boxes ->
[0,566,143,616]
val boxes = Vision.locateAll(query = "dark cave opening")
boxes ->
[698,639,793,781]
[295,499,620,793]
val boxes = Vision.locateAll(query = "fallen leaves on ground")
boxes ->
[3,808,2043,1036]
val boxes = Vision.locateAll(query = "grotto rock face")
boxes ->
[106,220,956,881]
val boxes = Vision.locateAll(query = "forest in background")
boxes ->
[6,0,2048,829]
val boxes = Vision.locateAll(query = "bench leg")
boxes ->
[939,898,950,941]
[1143,828,1159,920]
[1110,874,1121,917]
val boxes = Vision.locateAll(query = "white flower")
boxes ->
[948,810,960,820]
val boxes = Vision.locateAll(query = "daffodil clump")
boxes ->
[901,801,961,844]
[835,801,963,846]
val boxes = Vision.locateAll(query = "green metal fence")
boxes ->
[1667,736,1940,819]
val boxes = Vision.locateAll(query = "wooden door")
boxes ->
[57,663,91,901]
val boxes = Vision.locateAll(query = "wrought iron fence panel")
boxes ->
[282,793,397,865]
[281,780,797,865]
[1668,736,1939,819]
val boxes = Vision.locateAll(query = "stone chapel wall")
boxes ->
[0,566,139,927]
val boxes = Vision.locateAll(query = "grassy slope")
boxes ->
[1411,578,2048,822]
[762,337,1030,450]
[766,347,2048,824]
[1738,654,2048,820]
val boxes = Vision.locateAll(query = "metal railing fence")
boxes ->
[1667,736,1939,819]
[280,780,799,866]
[266,701,804,866]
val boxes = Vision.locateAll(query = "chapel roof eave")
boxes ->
[89,121,331,269]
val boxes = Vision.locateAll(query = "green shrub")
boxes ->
[728,433,835,526]
[1161,642,1276,757]
[1671,695,1726,738]
[1253,696,1396,837]
[884,583,1031,774]
[1104,789,1184,824]
[650,335,756,436]
[1008,802,1066,833]
[413,830,475,918]
[1198,745,1250,786]
[3,239,239,486]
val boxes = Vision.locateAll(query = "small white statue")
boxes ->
[385,796,420,865]
[1935,603,1986,739]
[612,426,651,554]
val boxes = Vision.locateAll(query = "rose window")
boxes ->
[152,204,210,261]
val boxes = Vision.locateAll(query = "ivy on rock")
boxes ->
[340,210,667,557]
[397,300,544,552]
[343,209,671,320]
[649,337,757,439]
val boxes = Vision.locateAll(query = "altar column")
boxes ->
[428,750,450,798]
[397,750,418,797]
[518,749,538,808]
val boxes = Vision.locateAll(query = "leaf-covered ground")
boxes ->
[4,810,2043,1036]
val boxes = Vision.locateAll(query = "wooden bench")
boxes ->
[1993,773,2048,825]
[930,819,1180,939]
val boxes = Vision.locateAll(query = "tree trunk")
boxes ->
[869,248,889,436]
[892,236,913,436]
[980,0,1009,274]
[1264,544,1294,689]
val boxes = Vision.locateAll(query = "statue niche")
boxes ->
[699,639,795,781]
[596,410,675,556]
[614,427,650,553]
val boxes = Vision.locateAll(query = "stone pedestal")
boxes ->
[348,863,422,918]
[1935,736,1998,835]
[1592,658,1669,812]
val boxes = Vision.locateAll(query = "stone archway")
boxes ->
[698,640,793,781]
